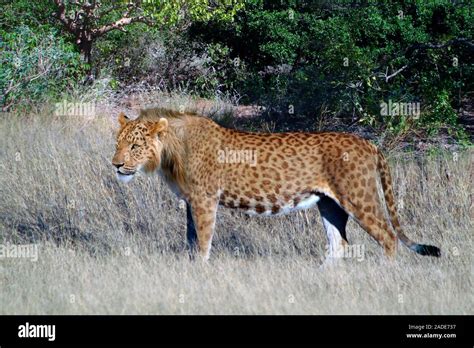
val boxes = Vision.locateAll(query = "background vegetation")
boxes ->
[1,0,473,144]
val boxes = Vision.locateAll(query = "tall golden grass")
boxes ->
[0,102,472,314]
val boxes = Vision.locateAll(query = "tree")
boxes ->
[51,0,244,79]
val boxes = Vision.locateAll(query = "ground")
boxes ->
[0,98,472,314]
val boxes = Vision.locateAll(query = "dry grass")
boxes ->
[0,104,472,315]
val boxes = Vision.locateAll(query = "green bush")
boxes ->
[96,27,248,98]
[0,0,471,144]
[0,25,86,111]
[190,0,473,140]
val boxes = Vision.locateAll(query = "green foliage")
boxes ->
[425,90,457,134]
[142,0,245,25]
[0,0,472,144]
[0,25,86,110]
[194,42,248,97]
[190,0,473,141]
[0,0,56,31]
[96,26,248,97]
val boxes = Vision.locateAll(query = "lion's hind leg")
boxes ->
[334,179,397,258]
[317,195,349,260]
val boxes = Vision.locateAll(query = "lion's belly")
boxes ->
[219,192,321,216]
[246,194,321,216]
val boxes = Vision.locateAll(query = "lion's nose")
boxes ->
[113,162,124,169]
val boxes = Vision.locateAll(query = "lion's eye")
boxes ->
[131,144,139,150]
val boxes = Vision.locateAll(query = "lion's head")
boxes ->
[112,112,168,183]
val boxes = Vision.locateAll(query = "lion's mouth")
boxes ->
[116,170,136,183]
[117,171,135,176]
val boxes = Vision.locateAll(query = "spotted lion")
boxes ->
[111,108,441,261]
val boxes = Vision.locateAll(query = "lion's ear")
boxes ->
[150,118,168,137]
[118,112,129,128]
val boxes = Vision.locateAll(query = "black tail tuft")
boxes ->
[413,244,441,257]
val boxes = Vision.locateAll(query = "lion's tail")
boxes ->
[377,150,441,257]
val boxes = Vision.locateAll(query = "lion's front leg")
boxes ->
[188,195,219,261]
[186,202,198,257]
